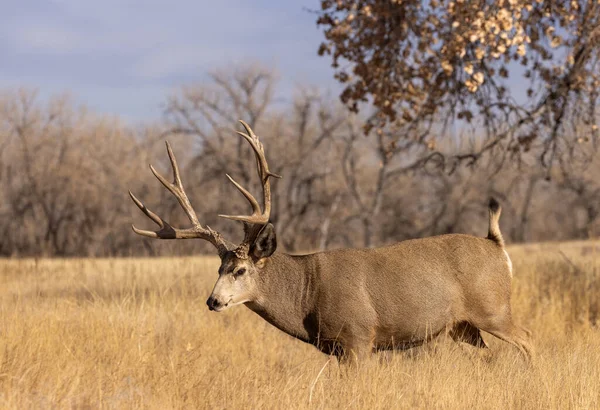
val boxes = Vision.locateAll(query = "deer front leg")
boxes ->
[337,333,374,368]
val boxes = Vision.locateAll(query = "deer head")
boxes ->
[130,120,280,312]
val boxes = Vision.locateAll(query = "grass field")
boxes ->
[1,241,599,409]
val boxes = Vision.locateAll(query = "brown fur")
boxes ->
[131,122,532,364]
[213,202,533,363]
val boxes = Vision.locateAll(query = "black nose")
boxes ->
[206,296,221,311]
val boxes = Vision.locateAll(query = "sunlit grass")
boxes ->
[0,242,598,408]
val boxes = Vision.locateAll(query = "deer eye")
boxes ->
[234,268,246,277]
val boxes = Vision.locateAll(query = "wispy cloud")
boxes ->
[132,45,213,79]
[13,23,82,53]
[0,0,335,120]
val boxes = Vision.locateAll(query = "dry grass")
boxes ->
[0,241,599,409]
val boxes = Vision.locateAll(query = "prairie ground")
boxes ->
[0,241,599,409]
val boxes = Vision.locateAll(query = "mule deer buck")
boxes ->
[129,121,533,363]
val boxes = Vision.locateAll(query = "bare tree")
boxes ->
[0,89,158,256]
[1,60,599,257]
[164,65,349,252]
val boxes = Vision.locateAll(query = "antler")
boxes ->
[129,141,234,258]
[219,120,281,247]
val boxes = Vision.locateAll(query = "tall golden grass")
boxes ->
[0,241,599,409]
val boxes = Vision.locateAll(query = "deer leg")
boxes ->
[338,339,373,368]
[486,324,533,362]
[450,322,488,348]
[476,314,533,362]
[449,322,493,362]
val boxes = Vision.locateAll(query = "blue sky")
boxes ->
[1,0,336,122]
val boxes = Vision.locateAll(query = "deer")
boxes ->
[129,120,533,364]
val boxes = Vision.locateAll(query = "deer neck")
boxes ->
[245,253,317,343]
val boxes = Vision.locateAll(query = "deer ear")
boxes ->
[251,223,277,260]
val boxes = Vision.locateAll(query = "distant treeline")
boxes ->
[1,67,599,257]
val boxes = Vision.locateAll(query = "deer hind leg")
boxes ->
[486,324,533,362]
[450,322,488,348]
[475,313,533,362]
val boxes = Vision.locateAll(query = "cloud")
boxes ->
[132,45,211,79]
[13,23,82,53]
[0,0,337,120]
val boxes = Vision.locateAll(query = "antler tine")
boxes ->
[238,120,282,180]
[149,141,200,226]
[220,121,281,228]
[129,191,165,237]
[129,141,233,257]
[222,174,261,215]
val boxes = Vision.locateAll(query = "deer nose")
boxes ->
[206,296,221,311]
